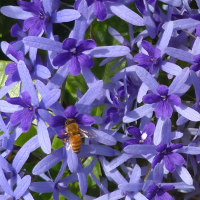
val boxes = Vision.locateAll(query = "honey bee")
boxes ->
[62,118,95,154]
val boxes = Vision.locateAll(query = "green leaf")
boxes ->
[15,125,37,147]
[0,60,9,88]
[52,135,63,150]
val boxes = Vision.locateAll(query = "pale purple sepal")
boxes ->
[175,146,200,155]
[137,83,149,103]
[130,164,141,184]
[108,3,144,26]
[14,175,31,199]
[67,148,78,173]
[133,192,148,200]
[153,163,164,183]
[135,66,159,94]
[123,104,156,123]
[176,166,193,185]
[88,128,116,146]
[17,60,39,106]
[40,89,60,109]
[79,144,115,157]
[32,147,64,175]
[170,18,200,30]
[118,183,143,192]
[168,67,190,95]
[143,9,156,39]
[161,182,194,190]
[0,82,17,99]
[192,37,200,55]
[51,9,81,23]
[85,45,130,57]
[35,64,51,79]
[47,64,69,90]
[76,80,103,113]
[166,48,194,63]
[174,104,200,122]
[37,118,51,154]
[0,6,33,20]
[160,61,182,76]
[108,26,129,46]
[158,21,173,56]
[95,189,124,200]
[77,163,88,195]
[0,167,14,196]
[153,118,169,145]
[124,144,156,154]
[23,36,63,52]
[160,0,182,6]
[30,182,55,193]
[106,153,133,171]
[82,66,98,87]
[0,100,20,113]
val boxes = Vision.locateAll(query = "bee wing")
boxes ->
[79,128,96,138]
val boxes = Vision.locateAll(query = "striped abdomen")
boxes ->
[69,134,82,154]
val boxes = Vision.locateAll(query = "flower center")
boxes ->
[161,95,167,101]
[71,48,77,55]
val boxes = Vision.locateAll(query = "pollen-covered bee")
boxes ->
[62,118,95,154]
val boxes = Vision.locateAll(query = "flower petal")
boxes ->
[68,56,81,75]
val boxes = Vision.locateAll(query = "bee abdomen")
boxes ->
[70,135,82,154]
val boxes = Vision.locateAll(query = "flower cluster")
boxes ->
[0,0,200,199]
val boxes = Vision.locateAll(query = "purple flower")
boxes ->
[53,38,96,75]
[133,40,161,73]
[143,85,181,118]
[18,0,49,35]
[146,184,175,200]
[122,123,155,148]
[86,0,117,21]
[152,143,185,173]
[6,91,37,132]
[190,54,200,72]
[49,105,95,139]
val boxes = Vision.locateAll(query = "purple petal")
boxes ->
[21,91,32,106]
[157,85,168,96]
[193,54,200,63]
[68,56,81,75]
[6,97,26,107]
[152,153,164,168]
[62,38,77,51]
[141,40,155,58]
[164,154,176,172]
[94,1,107,21]
[10,109,24,126]
[127,126,141,139]
[169,152,185,166]
[23,17,42,36]
[64,105,78,119]
[5,63,17,75]
[155,101,173,118]
[143,122,155,136]
[168,94,181,106]
[53,52,72,66]
[156,191,174,200]
[49,116,66,127]
[133,53,152,67]
[78,54,94,68]
[20,108,34,132]
[76,114,95,126]
[122,139,138,148]
[77,39,96,52]
[143,93,161,104]
[156,143,167,152]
